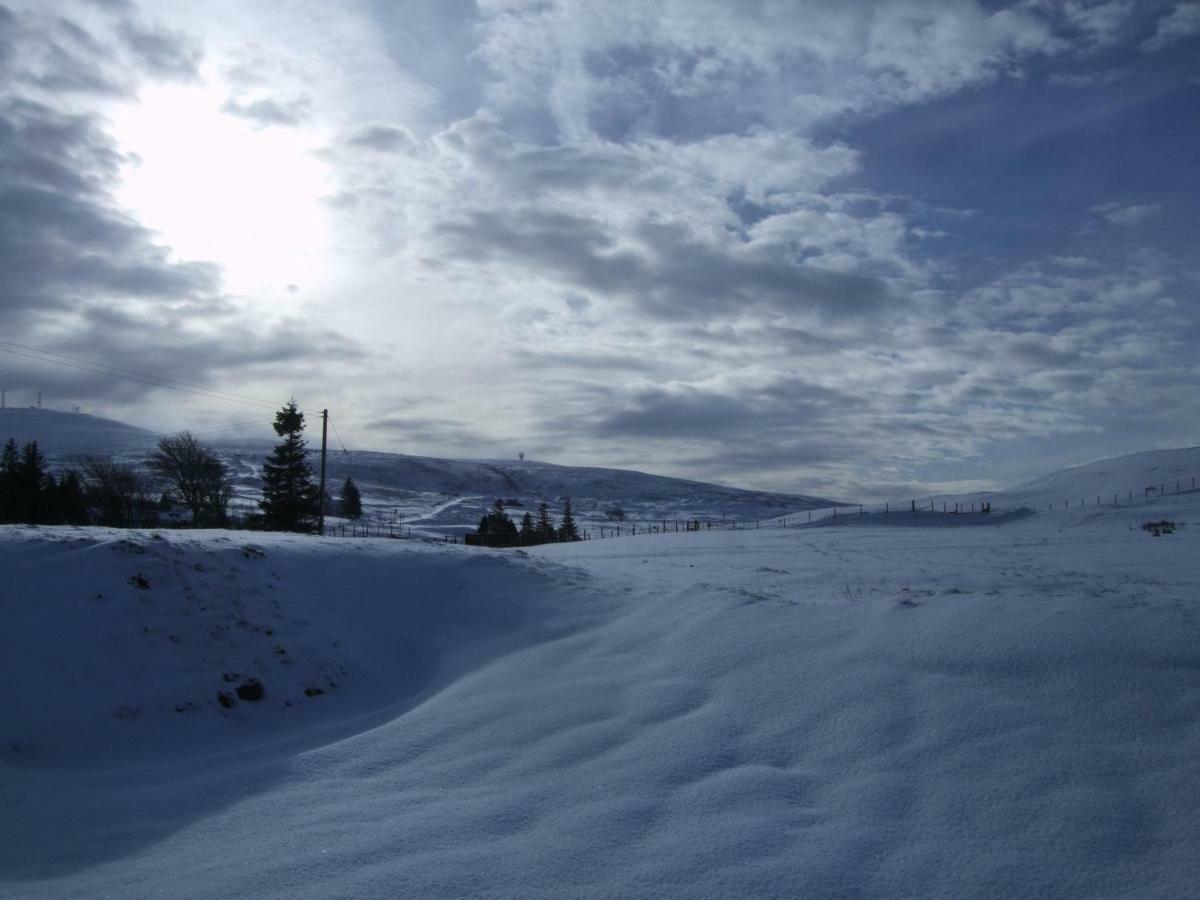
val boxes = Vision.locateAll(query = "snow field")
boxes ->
[1,487,1199,898]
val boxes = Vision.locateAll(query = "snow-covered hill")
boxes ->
[1,447,1198,898]
[0,408,156,458]
[994,445,1200,507]
[2,408,837,532]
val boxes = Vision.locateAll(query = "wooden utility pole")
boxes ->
[318,409,328,536]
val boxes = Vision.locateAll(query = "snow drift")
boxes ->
[1,447,1199,898]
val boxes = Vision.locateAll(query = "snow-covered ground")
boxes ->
[2,448,1198,898]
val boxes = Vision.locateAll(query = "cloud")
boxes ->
[0,99,216,316]
[221,94,311,128]
[5,0,1196,496]
[1141,1,1200,51]
[1059,0,1136,47]
[473,0,1062,139]
[0,4,361,415]
[345,124,416,152]
[1090,201,1163,225]
[590,378,862,441]
[118,20,200,80]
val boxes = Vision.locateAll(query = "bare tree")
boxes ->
[148,432,233,526]
[79,457,152,527]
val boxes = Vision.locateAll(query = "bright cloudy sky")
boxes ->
[1,0,1197,499]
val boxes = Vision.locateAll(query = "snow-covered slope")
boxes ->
[995,445,1200,506]
[0,408,156,458]
[5,409,836,531]
[2,472,1198,898]
[308,451,835,535]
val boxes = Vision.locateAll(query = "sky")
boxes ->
[0,0,1197,500]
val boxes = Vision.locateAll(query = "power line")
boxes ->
[0,420,275,460]
[328,416,351,456]
[0,341,281,410]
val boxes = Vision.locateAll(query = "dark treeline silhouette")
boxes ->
[0,401,364,535]
[468,498,583,547]
[0,438,88,525]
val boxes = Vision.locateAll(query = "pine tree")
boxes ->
[259,399,318,532]
[0,438,18,523]
[59,469,88,524]
[340,477,363,519]
[519,511,535,544]
[41,473,62,524]
[477,499,519,546]
[558,495,580,542]
[536,501,556,543]
[17,441,46,523]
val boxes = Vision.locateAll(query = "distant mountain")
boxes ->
[0,408,156,458]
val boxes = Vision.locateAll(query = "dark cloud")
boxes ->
[118,21,201,81]
[17,15,129,96]
[345,124,414,152]
[361,415,491,451]
[0,36,361,410]
[437,209,890,323]
[0,100,218,316]
[0,5,199,98]
[509,347,657,372]
[221,95,312,128]
[589,379,859,441]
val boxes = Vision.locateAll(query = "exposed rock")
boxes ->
[235,679,265,702]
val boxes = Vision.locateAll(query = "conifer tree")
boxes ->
[519,511,535,545]
[340,477,363,519]
[259,399,318,532]
[0,438,18,523]
[17,441,46,523]
[477,499,519,546]
[558,495,580,542]
[536,501,556,543]
[42,473,62,524]
[59,470,88,524]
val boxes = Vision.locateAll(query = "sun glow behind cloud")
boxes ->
[108,81,331,298]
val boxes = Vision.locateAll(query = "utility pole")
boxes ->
[318,409,328,536]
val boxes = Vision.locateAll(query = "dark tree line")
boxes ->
[0,439,87,525]
[2,399,367,535]
[474,497,581,547]
[0,430,232,528]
